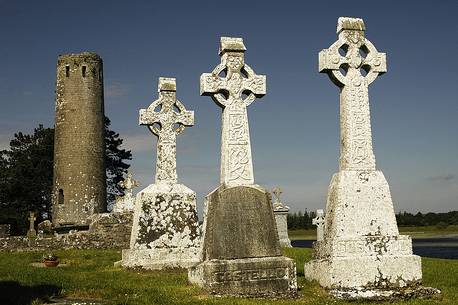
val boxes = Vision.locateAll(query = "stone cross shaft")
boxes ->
[201,37,266,186]
[118,173,139,198]
[28,211,36,231]
[139,78,194,184]
[319,17,387,171]
[312,209,325,241]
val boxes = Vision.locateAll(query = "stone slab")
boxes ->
[200,184,281,260]
[188,256,297,297]
[122,183,200,269]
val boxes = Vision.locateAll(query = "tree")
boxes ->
[104,116,132,206]
[0,125,54,234]
[0,118,131,234]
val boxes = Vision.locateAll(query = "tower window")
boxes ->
[58,189,64,204]
[82,66,87,77]
[65,66,70,77]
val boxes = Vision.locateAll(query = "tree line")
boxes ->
[0,118,131,235]
[287,210,458,230]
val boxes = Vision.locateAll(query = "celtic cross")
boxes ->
[201,37,266,186]
[272,187,282,203]
[312,209,325,241]
[28,211,36,231]
[118,172,140,198]
[139,78,194,184]
[319,17,387,171]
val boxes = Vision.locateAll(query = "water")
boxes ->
[291,237,458,259]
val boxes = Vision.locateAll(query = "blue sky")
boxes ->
[1,0,457,214]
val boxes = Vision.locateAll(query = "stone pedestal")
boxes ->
[121,183,200,269]
[304,170,422,293]
[273,205,292,248]
[189,184,297,297]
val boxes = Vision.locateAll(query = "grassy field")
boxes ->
[0,248,456,305]
[289,225,458,240]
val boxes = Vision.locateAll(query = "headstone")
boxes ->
[188,37,297,297]
[26,212,37,238]
[112,172,140,213]
[272,187,292,247]
[37,220,53,235]
[303,17,423,298]
[121,77,200,270]
[0,224,11,238]
[312,209,325,241]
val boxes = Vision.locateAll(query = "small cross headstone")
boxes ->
[118,173,140,199]
[272,187,282,203]
[27,211,37,238]
[200,37,266,186]
[312,209,325,241]
[319,17,386,171]
[139,77,194,184]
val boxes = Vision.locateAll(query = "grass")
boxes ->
[0,248,456,305]
[288,225,458,240]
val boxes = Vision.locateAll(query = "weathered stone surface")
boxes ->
[26,212,37,238]
[121,78,199,270]
[272,187,291,247]
[0,224,11,237]
[312,209,325,241]
[189,37,296,297]
[122,183,200,269]
[304,17,424,297]
[37,220,53,234]
[112,172,140,213]
[52,52,107,228]
[189,256,297,297]
[201,185,281,260]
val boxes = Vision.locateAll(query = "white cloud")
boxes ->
[122,133,155,153]
[105,81,129,99]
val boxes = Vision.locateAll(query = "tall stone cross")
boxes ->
[28,211,36,231]
[139,78,194,184]
[118,172,140,198]
[201,37,266,186]
[319,17,387,171]
[312,209,325,241]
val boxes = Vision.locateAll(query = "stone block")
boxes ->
[188,256,297,297]
[121,183,200,269]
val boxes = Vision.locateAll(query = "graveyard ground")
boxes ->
[0,248,455,305]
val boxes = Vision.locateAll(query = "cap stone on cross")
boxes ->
[337,17,365,33]
[219,37,246,54]
[158,77,176,92]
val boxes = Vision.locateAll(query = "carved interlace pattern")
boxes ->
[319,28,386,170]
[139,87,194,184]
[201,48,266,185]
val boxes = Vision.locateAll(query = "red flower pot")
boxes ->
[43,260,59,267]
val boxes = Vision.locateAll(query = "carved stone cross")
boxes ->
[312,209,325,241]
[201,37,266,186]
[319,17,386,171]
[272,187,282,203]
[28,211,36,231]
[118,172,140,198]
[139,78,194,184]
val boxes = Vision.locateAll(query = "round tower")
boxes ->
[52,52,107,228]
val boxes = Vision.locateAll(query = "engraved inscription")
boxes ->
[212,268,287,283]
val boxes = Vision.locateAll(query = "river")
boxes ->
[291,237,458,259]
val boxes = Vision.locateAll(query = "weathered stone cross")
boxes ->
[139,78,194,184]
[272,187,282,203]
[201,37,266,186]
[312,209,325,241]
[28,211,36,231]
[319,17,386,171]
[118,172,140,198]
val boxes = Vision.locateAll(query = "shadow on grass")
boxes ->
[0,281,60,305]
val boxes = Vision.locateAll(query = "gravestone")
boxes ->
[121,77,200,270]
[112,172,140,213]
[312,209,325,241]
[188,37,297,297]
[272,187,292,247]
[303,17,423,298]
[37,220,53,235]
[26,212,37,238]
